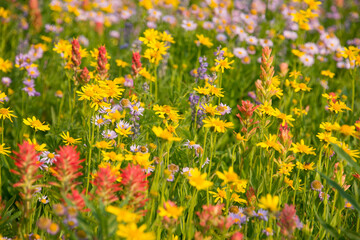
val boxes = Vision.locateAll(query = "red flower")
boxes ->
[277,204,302,238]
[50,146,84,194]
[11,141,42,200]
[71,39,81,68]
[66,188,88,212]
[131,52,142,77]
[91,166,121,205]
[97,46,108,78]
[120,164,149,211]
[79,67,90,83]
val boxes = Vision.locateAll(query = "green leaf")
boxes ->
[318,171,360,213]
[331,143,360,174]
[314,210,340,239]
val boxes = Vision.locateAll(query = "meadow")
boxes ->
[0,0,360,239]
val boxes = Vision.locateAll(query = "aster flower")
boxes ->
[256,209,269,221]
[181,20,197,31]
[319,192,330,201]
[39,196,49,204]
[102,130,118,140]
[311,180,323,191]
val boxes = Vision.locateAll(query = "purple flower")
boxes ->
[26,65,40,78]
[319,192,330,201]
[1,77,12,87]
[256,209,268,221]
[102,130,117,140]
[15,54,31,68]
[189,93,200,106]
[217,103,231,115]
[23,86,40,97]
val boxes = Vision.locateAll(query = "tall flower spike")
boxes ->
[97,46,108,79]
[120,164,149,212]
[50,146,84,195]
[11,141,42,216]
[131,52,142,77]
[277,204,303,238]
[71,38,81,69]
[256,47,276,103]
[91,166,121,205]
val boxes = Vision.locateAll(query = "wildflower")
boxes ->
[121,164,149,211]
[95,141,113,149]
[168,163,179,173]
[344,201,354,209]
[0,108,17,122]
[0,143,10,156]
[311,180,323,191]
[328,100,351,113]
[277,204,303,237]
[37,217,51,230]
[116,59,129,68]
[23,116,50,131]
[201,103,220,116]
[117,223,155,240]
[0,58,12,73]
[47,223,60,235]
[321,70,335,78]
[131,52,142,77]
[217,103,231,115]
[91,166,121,205]
[296,162,315,170]
[339,125,356,137]
[274,109,295,127]
[216,167,239,185]
[106,205,140,223]
[195,34,213,48]
[258,194,279,212]
[158,201,184,220]
[215,58,234,73]
[50,146,84,194]
[60,131,81,145]
[278,162,295,176]
[319,192,330,201]
[188,168,213,190]
[209,187,227,203]
[11,141,42,202]
[181,20,197,31]
[256,134,281,152]
[256,209,269,221]
[102,151,123,161]
[290,140,316,155]
[152,126,181,141]
[317,132,338,144]
[262,228,273,236]
[202,117,234,133]
[39,196,49,204]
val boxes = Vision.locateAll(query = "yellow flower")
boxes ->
[0,108,17,122]
[152,126,181,142]
[214,58,234,73]
[209,187,227,203]
[106,205,140,223]
[339,125,356,137]
[277,162,295,176]
[0,143,10,156]
[216,167,239,185]
[188,168,213,190]
[317,132,338,144]
[158,202,184,220]
[321,70,335,78]
[116,59,129,68]
[27,138,47,152]
[289,139,316,155]
[60,131,81,145]
[258,101,276,116]
[95,141,113,149]
[328,100,351,113]
[102,151,124,161]
[296,162,315,170]
[23,116,50,131]
[273,109,295,127]
[256,134,281,152]
[293,82,312,92]
[201,103,220,116]
[195,34,213,48]
[116,223,155,240]
[258,194,279,212]
[0,58,13,73]
[202,117,234,133]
